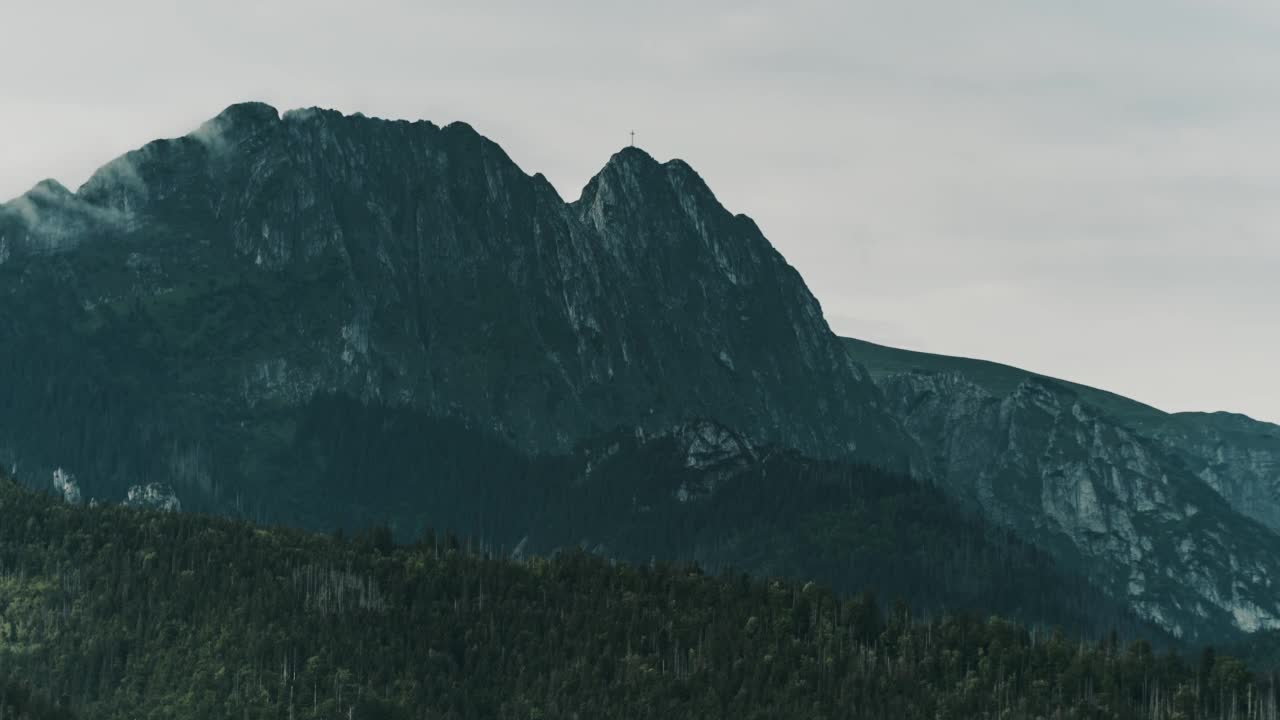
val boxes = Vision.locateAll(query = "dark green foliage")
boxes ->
[0,471,1271,719]
[1224,631,1280,673]
[0,676,73,720]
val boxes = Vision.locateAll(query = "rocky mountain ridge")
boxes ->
[0,102,913,518]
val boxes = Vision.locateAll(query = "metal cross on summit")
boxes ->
[629,130,635,147]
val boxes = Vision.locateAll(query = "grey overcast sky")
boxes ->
[2,0,1277,423]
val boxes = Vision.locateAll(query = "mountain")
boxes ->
[3,101,1275,648]
[2,102,1154,650]
[0,473,1268,720]
[0,102,914,527]
[0,98,1157,642]
[844,337,1280,640]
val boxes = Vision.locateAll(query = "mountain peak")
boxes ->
[29,178,73,199]
[580,146,689,204]
[575,146,729,240]
[188,101,282,152]
[606,145,660,168]
[212,101,281,127]
[1,179,72,208]
[597,147,715,196]
[602,146,704,177]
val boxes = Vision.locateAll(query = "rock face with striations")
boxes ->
[0,102,913,525]
[845,337,1280,639]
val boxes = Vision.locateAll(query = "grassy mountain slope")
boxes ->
[842,338,1165,428]
[843,337,1280,530]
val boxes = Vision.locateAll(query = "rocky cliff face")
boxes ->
[847,339,1280,639]
[52,468,82,506]
[0,102,912,519]
[1143,412,1280,532]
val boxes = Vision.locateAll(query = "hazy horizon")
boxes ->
[3,0,1276,424]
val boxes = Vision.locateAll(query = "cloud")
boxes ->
[3,175,135,254]
[188,117,235,155]
[80,154,146,195]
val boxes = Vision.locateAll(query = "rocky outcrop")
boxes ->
[667,421,756,503]
[124,483,181,512]
[51,468,81,506]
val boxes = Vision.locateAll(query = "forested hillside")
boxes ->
[0,677,72,720]
[0,470,1272,720]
